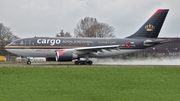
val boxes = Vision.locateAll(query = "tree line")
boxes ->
[0,23,19,56]
[0,17,115,56]
[56,17,115,38]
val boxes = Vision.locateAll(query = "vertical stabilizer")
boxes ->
[127,9,169,38]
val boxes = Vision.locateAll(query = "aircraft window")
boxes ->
[10,41,19,45]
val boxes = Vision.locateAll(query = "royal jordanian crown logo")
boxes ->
[145,24,155,32]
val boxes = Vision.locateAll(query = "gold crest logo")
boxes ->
[145,24,155,32]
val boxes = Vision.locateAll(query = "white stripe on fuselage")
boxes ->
[6,49,57,57]
[6,49,142,58]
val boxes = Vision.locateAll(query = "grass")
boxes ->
[0,66,180,101]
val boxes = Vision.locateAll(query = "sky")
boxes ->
[0,0,180,38]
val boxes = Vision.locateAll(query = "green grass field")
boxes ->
[0,66,180,101]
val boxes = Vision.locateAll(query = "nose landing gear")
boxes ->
[27,59,31,65]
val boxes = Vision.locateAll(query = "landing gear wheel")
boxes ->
[75,61,82,65]
[87,61,92,65]
[27,60,31,65]
[74,60,93,65]
[83,61,87,65]
[75,61,79,65]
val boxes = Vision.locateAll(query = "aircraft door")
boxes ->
[25,40,31,48]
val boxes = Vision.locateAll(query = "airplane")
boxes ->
[5,9,169,65]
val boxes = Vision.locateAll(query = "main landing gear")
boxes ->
[74,56,93,65]
[74,60,93,65]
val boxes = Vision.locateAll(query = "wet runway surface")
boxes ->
[1,61,180,67]
[1,58,180,67]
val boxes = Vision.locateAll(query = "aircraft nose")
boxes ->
[4,44,14,54]
[4,44,10,51]
[5,45,8,49]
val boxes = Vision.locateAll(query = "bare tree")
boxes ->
[0,23,20,56]
[95,23,115,38]
[56,30,72,37]
[74,17,115,38]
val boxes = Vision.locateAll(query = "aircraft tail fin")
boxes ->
[127,9,169,38]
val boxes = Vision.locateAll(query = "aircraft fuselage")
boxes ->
[5,37,160,58]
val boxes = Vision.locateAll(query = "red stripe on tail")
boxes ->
[150,9,168,18]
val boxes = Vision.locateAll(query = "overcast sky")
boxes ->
[0,0,180,38]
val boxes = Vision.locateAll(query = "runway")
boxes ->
[94,58,180,66]
[1,59,180,67]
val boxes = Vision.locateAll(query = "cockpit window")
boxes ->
[9,40,25,46]
[10,41,19,45]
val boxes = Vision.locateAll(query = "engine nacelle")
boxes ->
[55,50,78,61]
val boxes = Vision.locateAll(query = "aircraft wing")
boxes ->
[73,45,120,55]
[57,42,130,55]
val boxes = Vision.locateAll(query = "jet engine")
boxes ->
[55,50,78,61]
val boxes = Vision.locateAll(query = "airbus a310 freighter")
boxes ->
[5,9,169,65]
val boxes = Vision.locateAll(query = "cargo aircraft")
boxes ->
[5,9,169,65]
